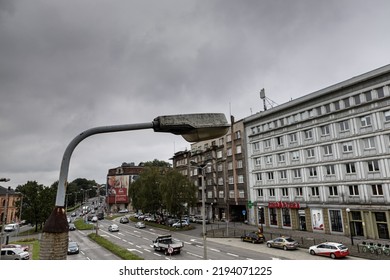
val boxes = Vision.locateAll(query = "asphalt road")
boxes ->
[66,217,360,260]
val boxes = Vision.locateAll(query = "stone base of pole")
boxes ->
[39,206,69,260]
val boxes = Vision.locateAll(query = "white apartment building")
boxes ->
[244,64,390,240]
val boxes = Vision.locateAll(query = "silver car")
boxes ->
[1,248,30,260]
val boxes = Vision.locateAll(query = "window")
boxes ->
[278,153,285,162]
[218,190,224,198]
[324,104,331,113]
[293,169,301,178]
[321,125,330,135]
[345,163,356,174]
[253,142,260,151]
[218,177,224,185]
[325,165,335,175]
[282,208,291,227]
[229,190,235,198]
[363,137,376,149]
[277,136,284,146]
[235,130,241,139]
[304,129,313,139]
[377,87,385,98]
[342,142,353,153]
[228,176,234,184]
[384,110,390,122]
[264,139,271,148]
[228,161,233,170]
[354,95,361,105]
[269,188,275,197]
[339,120,350,132]
[372,184,383,196]
[308,167,317,177]
[323,144,333,155]
[269,208,277,225]
[348,185,359,196]
[306,148,315,158]
[343,98,350,108]
[329,186,338,196]
[329,210,343,232]
[227,148,232,156]
[334,101,340,111]
[282,188,288,197]
[365,91,372,102]
[266,155,273,164]
[257,189,263,197]
[255,157,261,166]
[217,150,223,158]
[226,134,231,142]
[267,172,274,180]
[255,173,262,181]
[289,133,297,143]
[291,151,300,160]
[236,145,242,154]
[311,187,319,196]
[237,175,244,184]
[279,170,287,179]
[360,115,372,127]
[237,160,243,169]
[367,160,380,172]
[238,189,245,198]
[296,187,303,196]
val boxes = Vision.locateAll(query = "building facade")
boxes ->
[244,64,390,240]
[0,186,21,225]
[172,117,249,222]
[106,162,143,213]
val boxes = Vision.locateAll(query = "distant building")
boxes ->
[172,117,248,222]
[0,186,21,225]
[106,162,143,213]
[244,64,390,240]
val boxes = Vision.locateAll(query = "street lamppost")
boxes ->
[40,113,229,259]
[346,208,354,245]
[191,161,212,260]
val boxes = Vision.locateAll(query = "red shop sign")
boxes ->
[268,201,300,209]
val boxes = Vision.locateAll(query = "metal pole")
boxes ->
[202,170,207,260]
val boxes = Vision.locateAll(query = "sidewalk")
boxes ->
[205,221,390,260]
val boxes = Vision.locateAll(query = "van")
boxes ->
[4,223,19,232]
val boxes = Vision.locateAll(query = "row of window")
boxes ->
[250,85,388,135]
[256,184,386,198]
[254,136,382,167]
[252,109,390,153]
[254,160,383,181]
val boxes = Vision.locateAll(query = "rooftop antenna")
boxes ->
[260,88,267,111]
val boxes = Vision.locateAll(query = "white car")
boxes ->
[1,248,29,260]
[309,242,349,259]
[172,220,189,228]
[108,224,119,232]
[135,221,145,228]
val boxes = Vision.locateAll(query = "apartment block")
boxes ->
[244,64,390,240]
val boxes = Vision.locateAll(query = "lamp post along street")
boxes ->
[40,113,229,259]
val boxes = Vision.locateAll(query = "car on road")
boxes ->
[4,223,19,232]
[1,248,30,260]
[119,217,129,224]
[108,224,119,232]
[91,216,98,222]
[266,236,299,250]
[135,221,146,229]
[309,242,349,259]
[118,209,129,213]
[172,220,189,228]
[67,241,79,255]
[68,223,76,231]
[240,232,265,243]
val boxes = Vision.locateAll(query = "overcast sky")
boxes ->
[1,0,390,188]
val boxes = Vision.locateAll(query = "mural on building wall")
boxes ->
[107,175,129,203]
[311,208,324,230]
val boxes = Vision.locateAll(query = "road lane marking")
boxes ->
[227,252,239,257]
[210,248,221,252]
[186,251,202,259]
[127,248,143,254]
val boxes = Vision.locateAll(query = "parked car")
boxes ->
[108,224,119,232]
[118,209,129,213]
[1,248,29,260]
[309,242,349,259]
[119,217,129,224]
[2,243,29,252]
[68,223,76,231]
[4,223,19,232]
[241,232,265,243]
[91,216,98,222]
[172,220,189,228]
[135,221,146,229]
[266,236,299,250]
[67,241,79,255]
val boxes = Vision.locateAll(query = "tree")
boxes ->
[15,181,56,232]
[160,169,197,219]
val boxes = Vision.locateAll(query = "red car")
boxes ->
[309,242,349,259]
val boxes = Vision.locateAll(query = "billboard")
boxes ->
[107,175,130,203]
[311,208,324,230]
